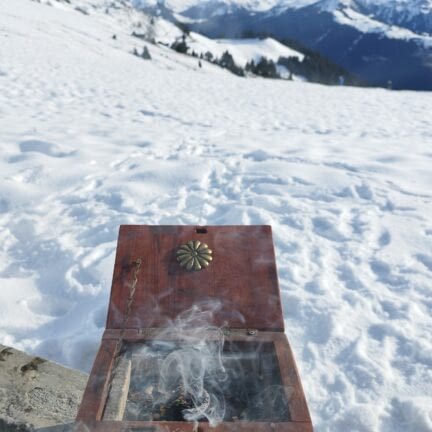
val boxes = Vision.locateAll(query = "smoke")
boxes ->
[128,300,228,427]
[106,299,291,427]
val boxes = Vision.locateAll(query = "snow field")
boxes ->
[0,1,432,431]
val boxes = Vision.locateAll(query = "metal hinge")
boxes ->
[138,328,160,336]
[223,328,258,336]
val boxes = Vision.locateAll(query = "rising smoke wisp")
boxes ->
[108,300,290,426]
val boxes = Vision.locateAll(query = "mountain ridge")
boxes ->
[137,0,432,89]
[136,0,432,35]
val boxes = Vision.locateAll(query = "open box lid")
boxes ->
[106,225,284,332]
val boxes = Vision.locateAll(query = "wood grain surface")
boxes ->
[106,225,284,331]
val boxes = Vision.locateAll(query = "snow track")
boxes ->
[0,1,432,431]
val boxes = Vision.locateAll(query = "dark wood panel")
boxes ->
[76,339,119,422]
[107,226,284,331]
[274,334,312,423]
[73,420,313,432]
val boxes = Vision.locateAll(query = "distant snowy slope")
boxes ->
[329,3,432,43]
[351,0,432,35]
[1,1,432,431]
[134,0,287,13]
[34,0,305,77]
[317,0,432,42]
[139,14,305,69]
[187,34,304,66]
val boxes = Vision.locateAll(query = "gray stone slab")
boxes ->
[0,345,88,431]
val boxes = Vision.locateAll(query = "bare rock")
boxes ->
[0,345,88,431]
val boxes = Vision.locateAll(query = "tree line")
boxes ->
[169,30,367,86]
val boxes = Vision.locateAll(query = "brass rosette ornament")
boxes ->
[177,240,213,271]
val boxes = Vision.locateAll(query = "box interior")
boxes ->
[104,339,290,423]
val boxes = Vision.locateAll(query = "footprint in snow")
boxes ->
[379,300,409,320]
[337,264,365,291]
[312,217,346,242]
[415,254,432,272]
[370,259,408,288]
[244,149,274,162]
[355,182,374,201]
[19,140,76,158]
[378,230,391,247]
[0,198,9,213]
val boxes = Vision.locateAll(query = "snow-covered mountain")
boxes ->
[349,0,432,34]
[30,0,308,80]
[57,0,348,84]
[135,0,432,89]
[308,0,432,37]
[136,0,432,34]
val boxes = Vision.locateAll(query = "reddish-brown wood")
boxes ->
[273,334,312,423]
[107,226,284,331]
[76,338,119,422]
[77,225,314,431]
[74,421,313,432]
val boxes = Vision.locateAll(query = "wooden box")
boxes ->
[76,225,313,431]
